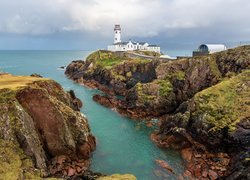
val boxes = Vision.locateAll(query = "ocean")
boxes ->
[0,50,184,180]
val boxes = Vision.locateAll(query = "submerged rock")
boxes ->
[155,159,175,174]
[0,73,96,178]
[97,174,137,180]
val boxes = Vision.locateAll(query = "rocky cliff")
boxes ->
[153,70,249,179]
[66,47,249,118]
[65,46,250,179]
[65,50,163,96]
[0,73,96,179]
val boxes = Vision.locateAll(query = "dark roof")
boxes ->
[148,45,159,47]
[113,42,129,45]
[112,41,159,47]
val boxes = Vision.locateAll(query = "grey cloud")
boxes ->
[0,0,249,49]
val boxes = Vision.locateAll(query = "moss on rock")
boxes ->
[135,82,156,104]
[164,70,186,81]
[157,79,173,97]
[134,79,174,109]
[0,140,45,180]
[207,56,222,79]
[193,70,250,132]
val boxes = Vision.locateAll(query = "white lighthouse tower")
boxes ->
[114,24,121,44]
[107,24,161,53]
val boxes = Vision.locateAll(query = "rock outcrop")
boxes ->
[65,46,250,179]
[66,47,249,119]
[153,70,250,179]
[65,50,163,96]
[0,74,96,179]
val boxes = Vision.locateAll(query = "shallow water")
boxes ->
[0,50,184,179]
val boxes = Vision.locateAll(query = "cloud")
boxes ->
[0,0,249,49]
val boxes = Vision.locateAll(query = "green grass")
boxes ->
[0,140,44,180]
[0,140,23,180]
[157,80,173,97]
[110,71,126,81]
[194,70,250,132]
[135,79,173,104]
[207,56,222,78]
[164,71,186,81]
[86,50,124,69]
[136,83,156,104]
[96,57,123,69]
[86,50,152,70]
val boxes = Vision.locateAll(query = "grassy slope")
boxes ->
[194,70,250,132]
[86,50,151,69]
[0,74,48,90]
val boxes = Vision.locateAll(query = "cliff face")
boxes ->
[0,74,96,179]
[65,46,250,179]
[154,70,249,179]
[65,50,161,96]
[125,56,221,117]
[66,47,249,119]
[214,45,250,75]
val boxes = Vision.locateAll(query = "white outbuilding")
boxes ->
[193,44,227,56]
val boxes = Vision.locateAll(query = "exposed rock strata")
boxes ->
[65,46,250,179]
[154,71,250,179]
[0,74,96,179]
[65,50,163,96]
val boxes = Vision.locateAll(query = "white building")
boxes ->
[198,44,227,53]
[107,25,160,53]
[193,44,227,56]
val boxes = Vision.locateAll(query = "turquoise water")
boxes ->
[0,50,184,180]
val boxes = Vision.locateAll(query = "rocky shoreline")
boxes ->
[0,73,139,179]
[0,73,98,179]
[65,47,250,179]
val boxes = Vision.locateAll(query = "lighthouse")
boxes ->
[114,25,121,44]
[107,25,160,53]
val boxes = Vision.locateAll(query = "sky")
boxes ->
[0,0,250,50]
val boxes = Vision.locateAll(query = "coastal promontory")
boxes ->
[65,46,250,179]
[0,73,96,179]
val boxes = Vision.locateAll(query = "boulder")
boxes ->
[181,148,193,162]
[155,159,175,174]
